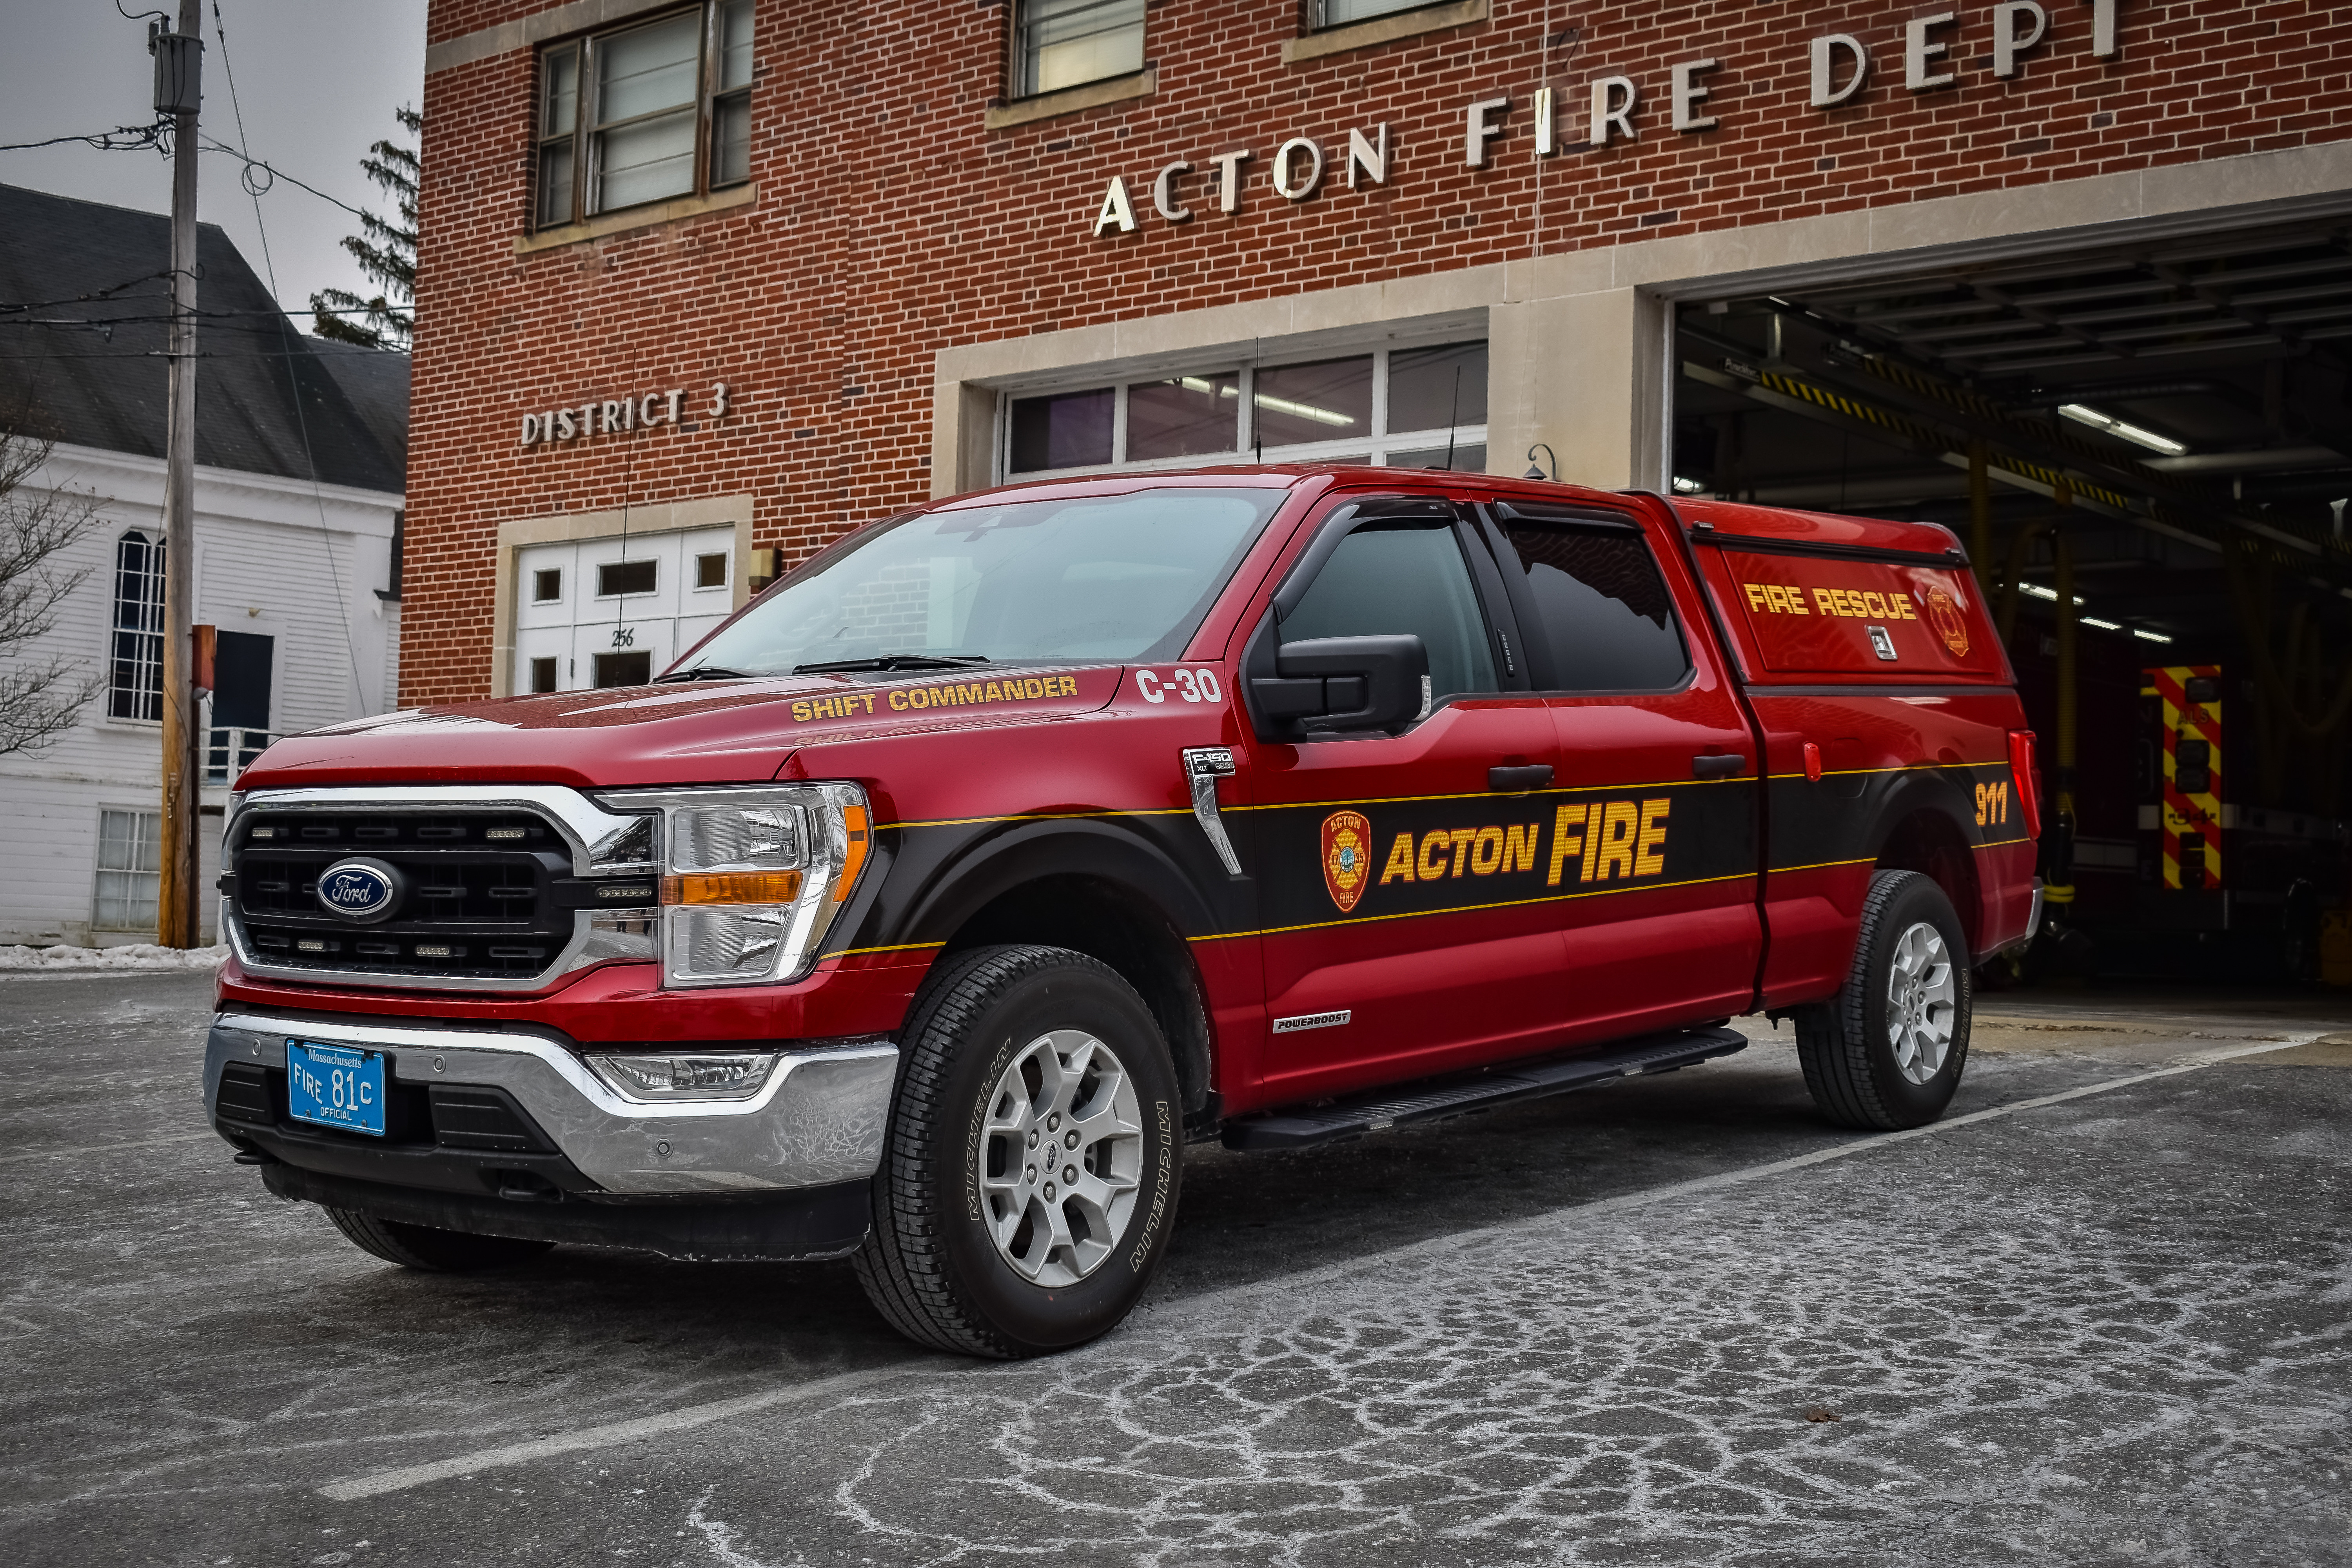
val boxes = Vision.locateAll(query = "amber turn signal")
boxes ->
[662,870,805,906]
[835,804,870,902]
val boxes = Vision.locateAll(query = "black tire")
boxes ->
[1795,869,1973,1130]
[855,944,1184,1359]
[324,1207,555,1272]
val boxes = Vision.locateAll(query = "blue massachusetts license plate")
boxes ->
[286,1041,387,1137]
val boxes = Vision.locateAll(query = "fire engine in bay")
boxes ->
[204,466,2042,1357]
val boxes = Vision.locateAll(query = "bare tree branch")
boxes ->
[0,413,103,756]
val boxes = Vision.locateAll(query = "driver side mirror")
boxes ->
[1252,634,1429,736]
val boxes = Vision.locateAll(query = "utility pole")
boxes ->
[153,1,202,948]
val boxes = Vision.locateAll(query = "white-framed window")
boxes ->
[93,809,162,932]
[998,339,1489,483]
[107,529,166,723]
[1013,0,1144,98]
[535,0,754,231]
[1316,0,1449,27]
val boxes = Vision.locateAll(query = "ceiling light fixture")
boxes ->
[2132,628,2175,644]
[2081,616,2122,630]
[1671,475,1708,494]
[1178,376,1242,401]
[2056,403,2188,456]
[2018,583,2086,605]
[1250,391,1355,427]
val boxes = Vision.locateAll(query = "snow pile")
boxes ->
[0,943,229,971]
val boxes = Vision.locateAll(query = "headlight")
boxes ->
[593,783,873,988]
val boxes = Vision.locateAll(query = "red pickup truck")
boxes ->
[205,466,2040,1356]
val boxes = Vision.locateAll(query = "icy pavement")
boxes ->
[2,973,2347,1566]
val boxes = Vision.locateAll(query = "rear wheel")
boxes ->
[855,944,1183,1358]
[1795,869,1972,1130]
[324,1208,555,1272]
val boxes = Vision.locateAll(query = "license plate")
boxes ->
[286,1041,387,1137]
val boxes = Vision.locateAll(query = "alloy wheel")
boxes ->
[1884,919,1956,1083]
[977,1029,1145,1287]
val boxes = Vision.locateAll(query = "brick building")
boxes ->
[406,0,2352,972]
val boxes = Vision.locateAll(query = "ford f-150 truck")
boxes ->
[204,466,2041,1357]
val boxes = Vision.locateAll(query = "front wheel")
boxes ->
[855,945,1183,1358]
[1795,869,1973,1130]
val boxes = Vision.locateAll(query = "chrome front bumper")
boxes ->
[204,1012,898,1196]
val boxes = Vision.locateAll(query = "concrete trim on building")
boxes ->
[489,496,754,697]
[985,70,1158,131]
[515,183,759,255]
[929,138,2352,500]
[426,0,681,74]
[1280,0,1489,66]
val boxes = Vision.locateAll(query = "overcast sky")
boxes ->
[0,0,429,328]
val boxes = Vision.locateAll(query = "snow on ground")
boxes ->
[0,943,228,971]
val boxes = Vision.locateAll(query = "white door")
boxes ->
[512,526,737,692]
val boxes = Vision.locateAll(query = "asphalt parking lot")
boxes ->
[2,972,2347,1567]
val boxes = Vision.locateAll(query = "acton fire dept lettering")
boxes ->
[1089,1,2125,236]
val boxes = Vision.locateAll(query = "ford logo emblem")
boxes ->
[316,857,403,923]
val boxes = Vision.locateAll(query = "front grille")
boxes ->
[229,809,615,984]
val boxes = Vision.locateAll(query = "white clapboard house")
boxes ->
[0,184,406,946]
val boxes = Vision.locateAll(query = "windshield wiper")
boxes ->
[654,665,759,683]
[791,653,992,674]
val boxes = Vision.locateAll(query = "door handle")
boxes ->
[1181,747,1244,877]
[1691,753,1747,780]
[1488,764,1553,792]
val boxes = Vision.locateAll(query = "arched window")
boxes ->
[107,530,166,722]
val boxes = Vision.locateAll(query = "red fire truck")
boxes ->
[204,466,2040,1356]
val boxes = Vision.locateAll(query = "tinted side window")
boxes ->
[1282,519,1497,702]
[1496,522,1689,691]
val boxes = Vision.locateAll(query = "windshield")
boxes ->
[677,487,1283,675]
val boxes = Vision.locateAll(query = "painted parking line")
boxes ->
[315,1032,2315,1503]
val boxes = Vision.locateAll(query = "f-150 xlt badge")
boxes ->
[1321,810,1371,913]
[316,858,401,922]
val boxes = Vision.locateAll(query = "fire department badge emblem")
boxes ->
[1320,810,1371,913]
[1923,586,1970,658]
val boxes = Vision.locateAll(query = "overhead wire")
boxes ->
[205,0,371,717]
[0,122,170,154]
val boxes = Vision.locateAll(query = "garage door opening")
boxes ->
[1672,218,2352,984]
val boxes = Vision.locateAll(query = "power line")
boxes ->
[196,135,375,223]
[207,0,370,715]
[0,122,168,154]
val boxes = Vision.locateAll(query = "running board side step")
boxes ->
[1221,1027,1749,1152]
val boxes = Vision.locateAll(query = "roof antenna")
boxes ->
[1250,341,1262,465]
[1442,365,1461,470]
